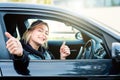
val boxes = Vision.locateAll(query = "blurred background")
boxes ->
[0,0,120,32]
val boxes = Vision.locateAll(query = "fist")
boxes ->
[60,41,71,60]
[5,32,23,56]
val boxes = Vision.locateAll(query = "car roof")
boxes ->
[0,2,82,19]
[0,2,88,19]
[0,2,68,13]
[0,2,51,8]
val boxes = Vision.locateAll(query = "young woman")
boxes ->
[5,20,71,75]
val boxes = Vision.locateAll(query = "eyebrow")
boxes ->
[36,27,49,32]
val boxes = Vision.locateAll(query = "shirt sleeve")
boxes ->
[12,50,30,75]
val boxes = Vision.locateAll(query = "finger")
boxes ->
[5,32,13,39]
[6,42,17,50]
[6,41,15,48]
[62,41,66,46]
[6,37,16,45]
[9,47,17,54]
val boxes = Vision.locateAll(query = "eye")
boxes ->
[45,32,49,36]
[38,29,43,32]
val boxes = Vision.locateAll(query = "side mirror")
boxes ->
[112,42,120,61]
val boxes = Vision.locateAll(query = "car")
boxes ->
[0,2,120,79]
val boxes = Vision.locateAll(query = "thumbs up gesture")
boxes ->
[60,41,71,60]
[5,32,23,56]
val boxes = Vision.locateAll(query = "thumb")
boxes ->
[61,41,66,46]
[5,32,13,39]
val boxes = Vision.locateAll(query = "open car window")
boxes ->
[28,19,81,41]
[4,14,109,60]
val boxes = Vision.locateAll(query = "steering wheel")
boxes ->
[76,39,96,59]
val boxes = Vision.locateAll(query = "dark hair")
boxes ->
[29,20,49,30]
[30,20,43,27]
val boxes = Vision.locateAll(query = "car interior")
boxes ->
[3,14,110,60]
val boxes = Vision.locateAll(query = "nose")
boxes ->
[41,32,47,38]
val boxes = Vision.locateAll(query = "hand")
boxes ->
[5,32,23,56]
[60,41,71,60]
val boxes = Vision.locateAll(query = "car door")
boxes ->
[0,3,120,79]
[2,13,114,76]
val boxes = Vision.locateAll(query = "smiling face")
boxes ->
[29,24,49,47]
[22,20,49,50]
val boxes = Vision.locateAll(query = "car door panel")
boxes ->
[28,60,112,76]
[0,59,112,77]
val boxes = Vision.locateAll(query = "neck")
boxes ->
[29,41,40,50]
